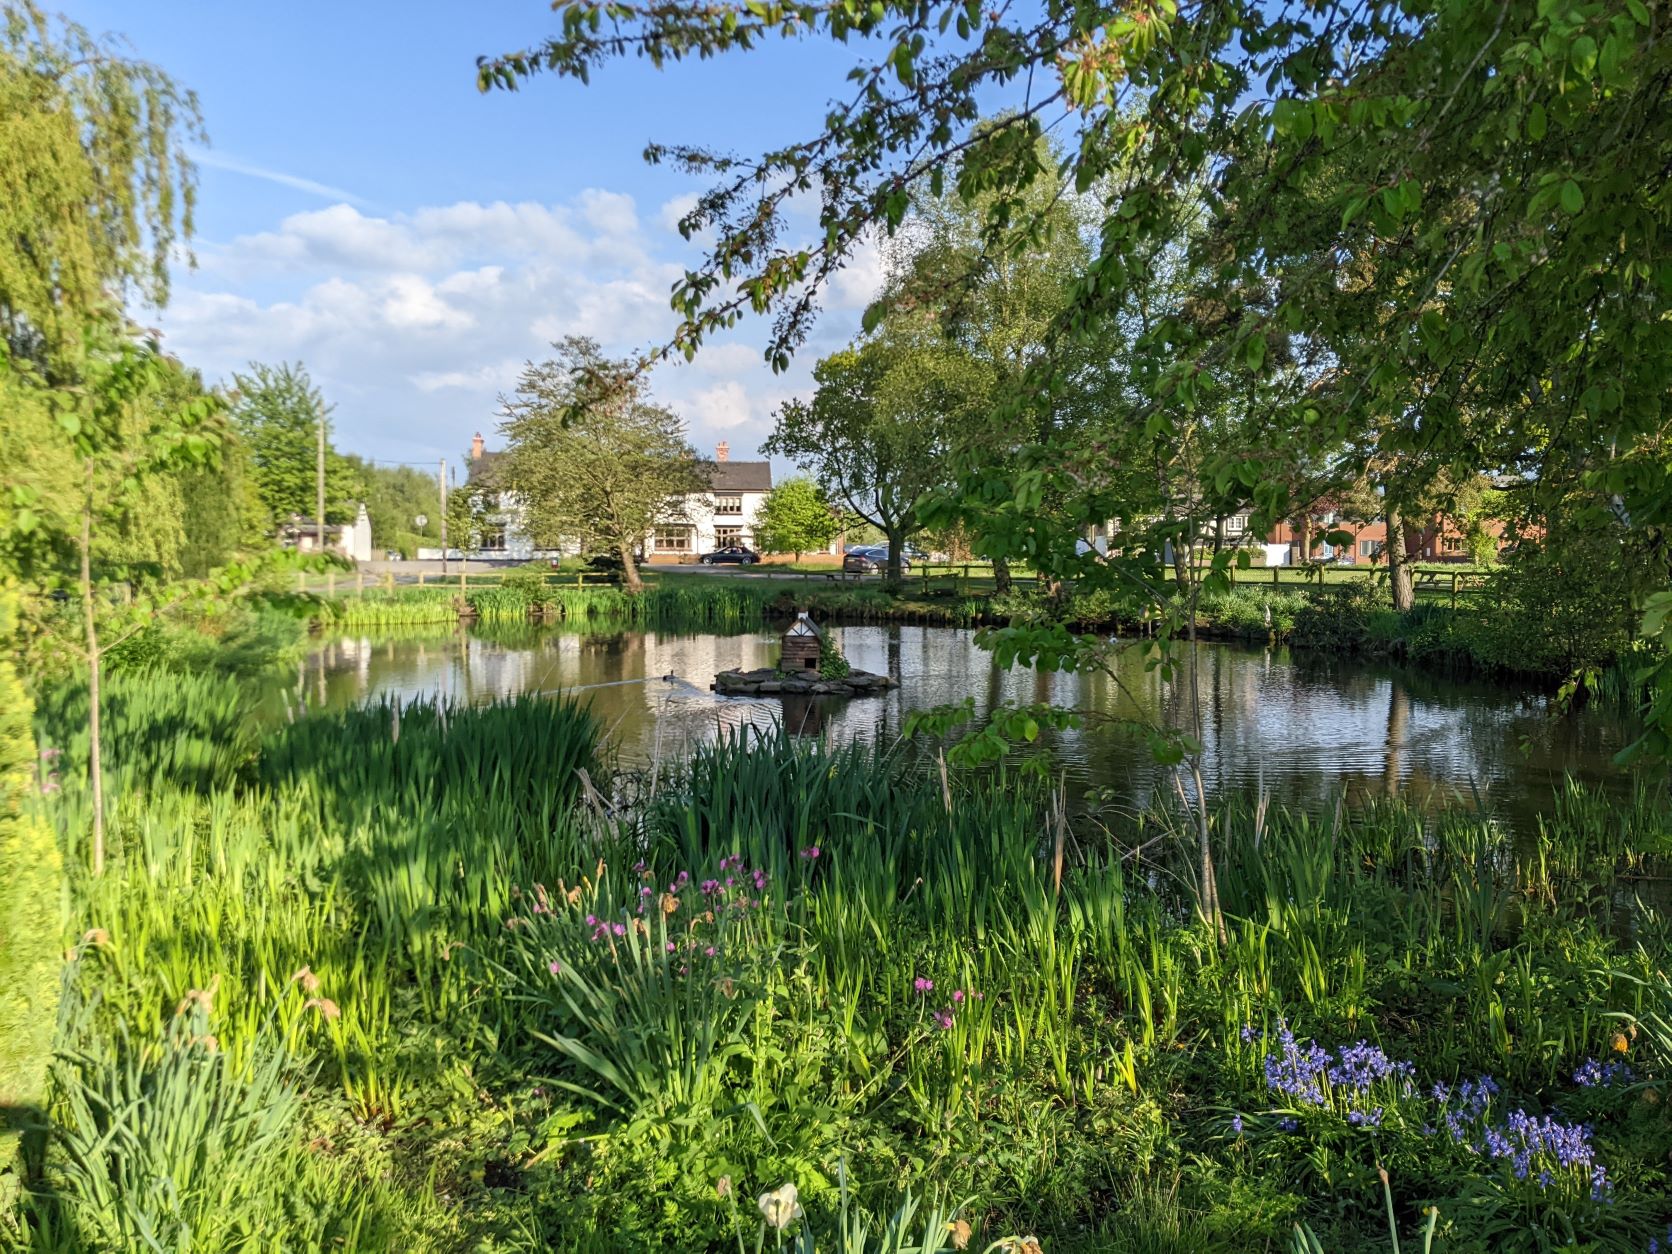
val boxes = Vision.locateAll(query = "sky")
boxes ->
[66,1,894,474]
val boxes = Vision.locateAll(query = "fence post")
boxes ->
[1272,565,1280,587]
[1450,572,1458,610]
[326,569,335,597]
[356,569,364,594]
[384,571,393,592]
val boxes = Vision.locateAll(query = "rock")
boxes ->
[757,681,781,694]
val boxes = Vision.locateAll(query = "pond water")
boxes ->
[291,622,1637,833]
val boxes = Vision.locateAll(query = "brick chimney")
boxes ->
[471,432,484,460]
[716,440,729,462]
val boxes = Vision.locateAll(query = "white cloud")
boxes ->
[152,188,861,466]
[658,192,700,235]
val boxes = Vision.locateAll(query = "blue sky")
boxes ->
[68,1,891,470]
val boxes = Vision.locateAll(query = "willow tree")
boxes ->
[1,0,202,925]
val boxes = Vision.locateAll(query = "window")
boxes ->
[1441,535,1465,554]
[479,524,506,551]
[1221,513,1248,535]
[715,526,744,547]
[654,527,692,552]
[1359,539,1383,557]
[714,493,744,515]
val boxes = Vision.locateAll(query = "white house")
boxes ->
[461,435,773,562]
[277,503,374,563]
[649,442,772,560]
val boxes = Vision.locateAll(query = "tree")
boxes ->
[339,455,443,558]
[229,362,359,531]
[489,0,1672,758]
[1,2,200,369]
[767,334,975,584]
[499,337,708,593]
[755,477,840,561]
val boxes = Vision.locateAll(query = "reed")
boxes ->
[10,671,1670,1252]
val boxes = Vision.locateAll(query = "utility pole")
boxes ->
[439,458,448,576]
[316,403,327,556]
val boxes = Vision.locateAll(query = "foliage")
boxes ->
[766,338,972,583]
[0,2,200,363]
[484,0,1672,755]
[4,661,1671,1249]
[0,585,60,1187]
[500,337,709,593]
[757,477,843,559]
[229,361,360,530]
[818,632,851,679]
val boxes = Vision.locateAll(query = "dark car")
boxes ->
[699,546,761,566]
[842,546,912,574]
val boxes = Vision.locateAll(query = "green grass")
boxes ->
[6,665,1671,1251]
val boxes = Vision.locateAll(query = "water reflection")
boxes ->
[291,622,1636,833]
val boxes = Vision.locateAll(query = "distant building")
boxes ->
[461,435,773,562]
[277,503,373,563]
[648,442,772,560]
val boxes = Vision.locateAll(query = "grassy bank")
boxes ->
[5,670,1671,1250]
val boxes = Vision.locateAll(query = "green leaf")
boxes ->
[1559,179,1584,214]
[1244,334,1267,371]
[1525,101,1547,140]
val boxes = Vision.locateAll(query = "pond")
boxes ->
[291,621,1637,833]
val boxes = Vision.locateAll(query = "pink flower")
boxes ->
[933,1010,954,1030]
[705,946,716,957]
[952,990,965,1003]
[800,845,821,860]
[914,977,934,994]
[548,960,561,974]
[585,914,597,926]
[611,922,627,937]
[665,941,677,952]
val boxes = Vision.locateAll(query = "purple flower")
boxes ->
[914,977,934,994]
[952,990,965,1004]
[800,846,821,860]
[1230,1115,1244,1134]
[701,879,721,896]
[933,1009,954,1030]
[1240,1024,1257,1043]
[611,922,626,937]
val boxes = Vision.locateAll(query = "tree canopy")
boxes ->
[755,477,842,559]
[499,337,709,591]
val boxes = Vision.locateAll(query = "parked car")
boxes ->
[699,546,761,565]
[842,546,913,574]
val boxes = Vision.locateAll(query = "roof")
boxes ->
[710,461,772,492]
[468,449,506,485]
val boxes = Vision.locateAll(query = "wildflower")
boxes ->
[752,869,769,891]
[1261,1023,1330,1106]
[81,928,110,948]
[947,1218,973,1250]
[758,1183,803,1229]
[613,922,627,937]
[914,977,934,994]
[585,914,598,927]
[547,960,562,974]
[304,996,341,1021]
[934,1009,954,1030]
[1277,1117,1299,1132]
[705,946,716,957]
[1240,1024,1257,1043]
[952,990,965,1003]
[640,886,653,898]
[800,846,821,860]
[701,879,721,895]
[665,941,676,953]
[1230,1115,1244,1134]
[661,893,681,915]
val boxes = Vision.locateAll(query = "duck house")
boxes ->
[779,610,823,672]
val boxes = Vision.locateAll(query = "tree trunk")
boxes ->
[993,555,1013,595]
[619,539,643,593]
[883,525,905,586]
[1385,505,1414,612]
[1296,516,1311,565]
[1171,533,1191,592]
[79,461,105,875]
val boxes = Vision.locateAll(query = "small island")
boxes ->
[712,666,898,697]
[713,609,898,697]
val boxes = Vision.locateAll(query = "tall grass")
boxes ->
[9,675,1671,1251]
